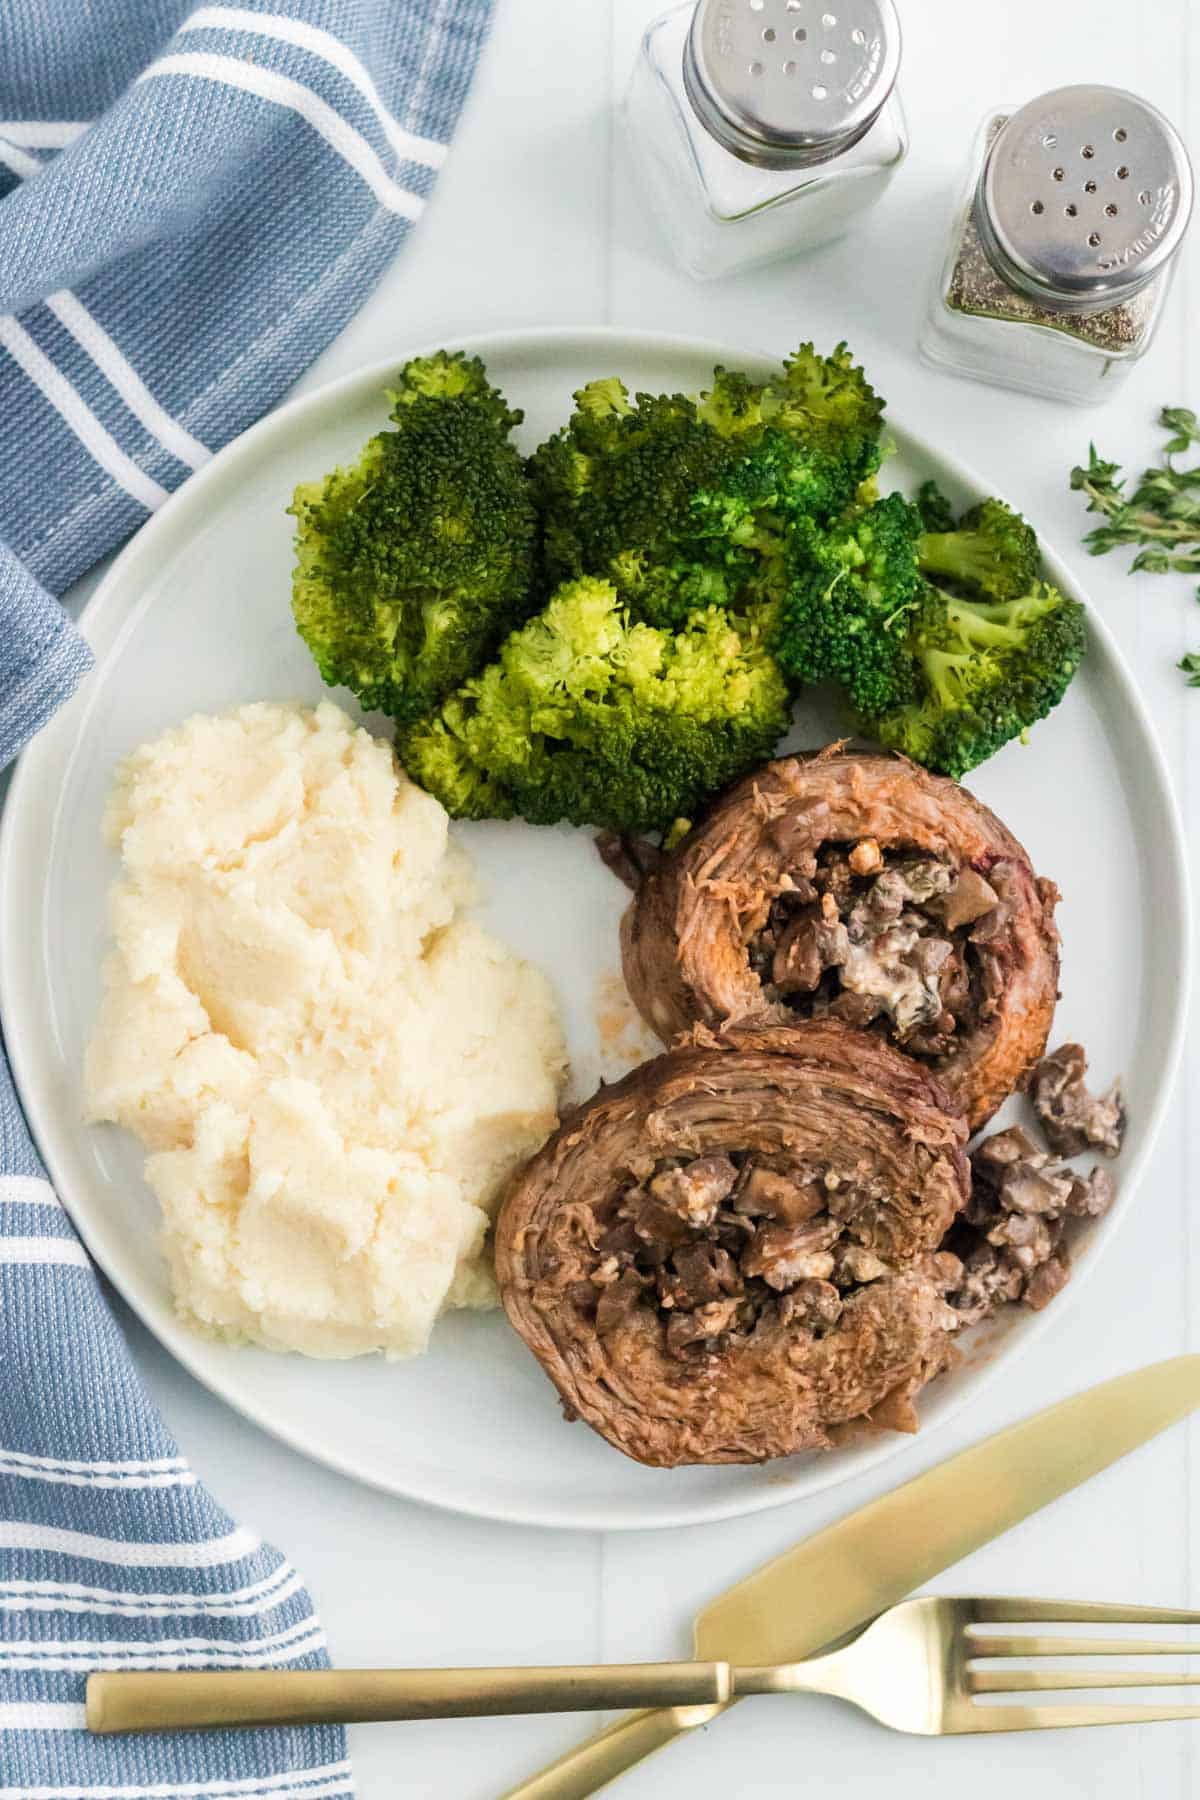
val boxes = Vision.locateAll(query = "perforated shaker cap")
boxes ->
[682,0,902,170]
[976,86,1194,313]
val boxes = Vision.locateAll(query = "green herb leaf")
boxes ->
[1076,412,1200,688]
[1161,406,1200,456]
[1071,413,1200,566]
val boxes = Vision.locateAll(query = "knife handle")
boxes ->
[86,1666,732,1735]
[497,1699,734,1800]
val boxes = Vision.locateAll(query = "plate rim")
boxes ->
[0,323,1190,1531]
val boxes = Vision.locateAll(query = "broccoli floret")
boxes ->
[775,492,925,716]
[918,497,1041,602]
[864,582,1086,779]
[752,342,885,485]
[528,344,885,630]
[399,576,791,834]
[915,478,957,534]
[531,384,754,623]
[386,349,516,424]
[693,365,766,439]
[290,351,537,724]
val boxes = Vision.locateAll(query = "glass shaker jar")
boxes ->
[920,86,1194,406]
[624,0,908,280]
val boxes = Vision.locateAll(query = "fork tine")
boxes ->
[967,1633,1200,1659]
[954,1702,1200,1734]
[969,1598,1200,1626]
[971,1668,1200,1694]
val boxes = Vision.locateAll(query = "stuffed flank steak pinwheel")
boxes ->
[610,748,1061,1134]
[495,1021,971,1468]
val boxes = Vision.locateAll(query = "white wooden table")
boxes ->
[44,1,1200,1793]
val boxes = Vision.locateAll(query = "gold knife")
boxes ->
[498,1355,1200,1800]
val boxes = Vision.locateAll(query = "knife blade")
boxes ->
[499,1356,1200,1800]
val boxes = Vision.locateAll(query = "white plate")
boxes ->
[0,328,1189,1531]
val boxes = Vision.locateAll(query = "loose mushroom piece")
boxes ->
[1030,1042,1125,1157]
[944,1117,1118,1327]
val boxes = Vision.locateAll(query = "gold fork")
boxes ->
[87,1595,1200,1737]
[736,1594,1200,1735]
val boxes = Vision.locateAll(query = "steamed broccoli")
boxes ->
[775,478,1083,778]
[399,576,790,833]
[863,582,1086,779]
[386,349,518,420]
[288,337,1082,826]
[775,492,925,716]
[528,343,884,629]
[290,350,538,724]
[732,341,887,483]
[915,478,956,534]
[531,385,761,626]
[917,497,1041,602]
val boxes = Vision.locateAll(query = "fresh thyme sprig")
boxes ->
[1071,408,1200,573]
[1071,408,1200,685]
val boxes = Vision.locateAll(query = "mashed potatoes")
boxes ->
[84,701,567,1359]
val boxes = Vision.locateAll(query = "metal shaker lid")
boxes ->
[976,86,1194,313]
[683,0,902,171]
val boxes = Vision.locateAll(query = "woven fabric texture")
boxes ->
[0,2,493,1789]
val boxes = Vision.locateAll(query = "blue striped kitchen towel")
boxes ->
[0,0,494,765]
[0,0,494,1791]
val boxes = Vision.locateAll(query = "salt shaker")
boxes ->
[920,86,1194,406]
[624,0,908,281]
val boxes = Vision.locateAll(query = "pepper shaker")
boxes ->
[624,0,909,281]
[920,86,1194,406]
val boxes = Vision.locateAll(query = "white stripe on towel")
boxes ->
[47,291,212,471]
[180,6,446,169]
[0,1617,326,1663]
[0,1702,86,1731]
[0,1459,197,1492]
[139,53,425,218]
[0,1449,188,1476]
[0,121,89,147]
[0,1236,90,1269]
[0,1636,327,1673]
[0,1760,356,1793]
[0,319,168,511]
[0,1563,300,1618]
[0,1177,59,1208]
[0,1521,260,1567]
[1,1646,326,1674]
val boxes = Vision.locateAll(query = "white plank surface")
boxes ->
[39,0,1200,1793]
